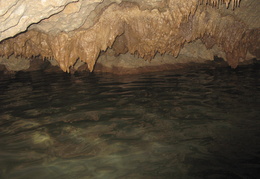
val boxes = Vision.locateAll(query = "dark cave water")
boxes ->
[0,64,259,179]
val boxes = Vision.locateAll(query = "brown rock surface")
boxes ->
[0,0,259,73]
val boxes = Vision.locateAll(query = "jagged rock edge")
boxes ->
[0,0,257,72]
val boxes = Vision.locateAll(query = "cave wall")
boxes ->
[0,0,259,73]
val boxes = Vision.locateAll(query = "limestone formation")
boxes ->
[0,0,259,73]
[0,0,79,41]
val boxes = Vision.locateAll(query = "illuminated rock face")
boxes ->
[0,0,259,73]
[0,0,79,42]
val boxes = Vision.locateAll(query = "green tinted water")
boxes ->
[0,65,259,179]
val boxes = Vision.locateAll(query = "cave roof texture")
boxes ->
[0,0,259,72]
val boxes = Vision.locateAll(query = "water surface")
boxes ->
[0,65,259,179]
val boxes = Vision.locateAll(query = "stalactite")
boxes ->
[198,0,240,9]
[0,0,257,72]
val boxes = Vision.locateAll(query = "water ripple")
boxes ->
[0,65,259,178]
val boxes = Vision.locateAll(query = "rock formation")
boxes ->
[0,0,259,73]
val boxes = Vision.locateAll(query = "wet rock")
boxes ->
[0,0,259,73]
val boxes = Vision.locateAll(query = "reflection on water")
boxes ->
[0,65,259,179]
